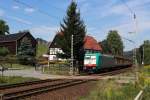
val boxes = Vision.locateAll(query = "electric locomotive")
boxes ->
[84,52,132,72]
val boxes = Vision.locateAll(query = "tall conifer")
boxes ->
[56,1,86,63]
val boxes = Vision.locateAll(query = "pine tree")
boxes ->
[56,1,86,62]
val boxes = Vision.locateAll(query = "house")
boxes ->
[0,31,37,55]
[48,32,64,61]
[83,35,102,53]
[48,32,102,61]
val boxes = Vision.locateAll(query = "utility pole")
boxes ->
[70,34,74,75]
[122,36,138,82]
[142,44,144,65]
[133,13,139,82]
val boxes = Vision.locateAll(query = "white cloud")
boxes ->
[13,6,19,10]
[30,26,59,41]
[24,8,35,13]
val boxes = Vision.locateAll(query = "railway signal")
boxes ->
[70,35,74,75]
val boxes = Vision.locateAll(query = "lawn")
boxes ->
[0,76,39,85]
[80,65,150,100]
[138,65,150,100]
[1,63,34,69]
[79,80,141,100]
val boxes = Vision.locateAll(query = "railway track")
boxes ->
[0,79,89,100]
[0,66,133,100]
[0,79,59,90]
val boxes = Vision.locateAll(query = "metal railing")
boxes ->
[134,90,143,100]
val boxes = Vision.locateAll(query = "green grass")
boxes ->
[79,65,150,100]
[79,80,141,100]
[0,76,39,85]
[138,65,150,100]
[37,44,48,58]
[1,63,34,69]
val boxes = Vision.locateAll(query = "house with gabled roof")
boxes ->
[48,32,102,61]
[0,31,37,55]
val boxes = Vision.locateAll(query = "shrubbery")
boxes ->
[0,47,9,56]
[17,37,36,65]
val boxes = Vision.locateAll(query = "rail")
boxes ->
[0,79,89,100]
[0,79,59,90]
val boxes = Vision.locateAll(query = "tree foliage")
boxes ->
[143,40,150,65]
[107,30,124,55]
[55,1,86,61]
[0,19,9,35]
[137,40,150,65]
[0,47,9,56]
[100,39,111,54]
[17,37,36,65]
[136,40,150,65]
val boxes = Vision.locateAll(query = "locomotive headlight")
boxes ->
[93,67,96,69]
[83,67,86,70]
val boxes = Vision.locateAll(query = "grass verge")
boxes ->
[79,80,140,100]
[0,76,39,85]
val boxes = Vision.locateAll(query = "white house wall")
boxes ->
[49,48,63,61]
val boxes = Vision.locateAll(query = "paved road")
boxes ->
[3,68,133,81]
[2,68,110,80]
[3,68,68,79]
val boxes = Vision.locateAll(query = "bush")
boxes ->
[17,55,36,65]
[0,47,9,56]
[17,38,36,66]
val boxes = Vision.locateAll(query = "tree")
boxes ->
[0,19,9,35]
[56,1,86,64]
[107,30,124,55]
[0,47,9,56]
[99,39,111,54]
[17,37,36,65]
[140,40,150,65]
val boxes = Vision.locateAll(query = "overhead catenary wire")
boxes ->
[120,0,139,34]
[120,0,134,14]
[13,0,59,20]
[41,0,65,12]
[0,7,33,26]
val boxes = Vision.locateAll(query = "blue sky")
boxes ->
[0,0,150,51]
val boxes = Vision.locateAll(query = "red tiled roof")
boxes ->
[50,32,102,51]
[84,36,102,51]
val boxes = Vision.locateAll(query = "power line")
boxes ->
[0,7,32,26]
[41,0,65,12]
[120,0,134,14]
[13,0,59,20]
[120,0,139,34]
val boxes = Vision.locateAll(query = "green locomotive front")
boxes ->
[84,53,101,72]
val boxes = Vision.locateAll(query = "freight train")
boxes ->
[84,52,132,73]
